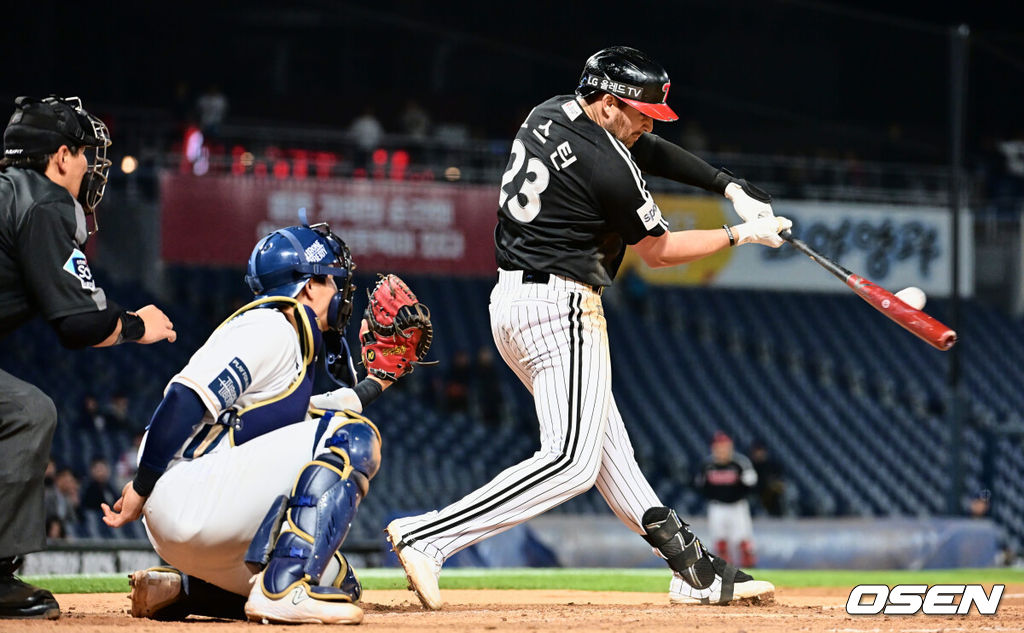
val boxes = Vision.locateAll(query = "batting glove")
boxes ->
[734,216,793,248]
[725,180,775,223]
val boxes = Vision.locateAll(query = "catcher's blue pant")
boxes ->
[392,269,663,562]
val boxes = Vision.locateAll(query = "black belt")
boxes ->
[512,269,603,294]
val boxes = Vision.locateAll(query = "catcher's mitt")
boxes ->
[360,273,436,381]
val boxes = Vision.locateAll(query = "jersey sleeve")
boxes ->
[169,313,296,417]
[629,133,723,192]
[18,197,108,320]
[592,129,668,245]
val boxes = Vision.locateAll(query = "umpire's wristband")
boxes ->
[115,310,145,344]
[131,465,163,497]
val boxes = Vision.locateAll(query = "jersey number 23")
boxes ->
[499,139,550,223]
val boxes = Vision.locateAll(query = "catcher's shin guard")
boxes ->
[249,413,381,609]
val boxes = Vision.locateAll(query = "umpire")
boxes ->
[0,95,176,619]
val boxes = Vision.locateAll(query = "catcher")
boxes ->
[101,218,434,625]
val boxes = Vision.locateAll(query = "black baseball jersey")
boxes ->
[696,454,758,504]
[0,167,107,338]
[494,95,668,287]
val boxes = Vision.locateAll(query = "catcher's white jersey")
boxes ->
[391,269,662,561]
[157,307,309,463]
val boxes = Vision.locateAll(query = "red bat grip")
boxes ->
[846,275,957,350]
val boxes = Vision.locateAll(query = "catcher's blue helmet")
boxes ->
[245,221,356,331]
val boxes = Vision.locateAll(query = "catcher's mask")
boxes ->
[245,220,356,334]
[3,95,112,228]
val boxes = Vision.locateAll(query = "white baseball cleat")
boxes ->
[669,558,775,605]
[128,567,184,618]
[243,571,363,625]
[385,520,442,610]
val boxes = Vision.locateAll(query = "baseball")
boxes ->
[895,286,926,310]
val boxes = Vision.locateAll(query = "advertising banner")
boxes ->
[624,196,973,296]
[160,173,499,274]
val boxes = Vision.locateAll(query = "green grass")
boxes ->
[26,567,1024,595]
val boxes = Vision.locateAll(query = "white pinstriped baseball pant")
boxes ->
[392,269,663,564]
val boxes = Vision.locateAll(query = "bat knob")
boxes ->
[780,228,793,241]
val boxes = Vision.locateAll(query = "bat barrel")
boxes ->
[938,329,957,350]
[847,275,958,351]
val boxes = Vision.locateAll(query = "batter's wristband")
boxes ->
[116,310,145,344]
[722,225,736,247]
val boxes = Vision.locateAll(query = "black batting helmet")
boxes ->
[576,46,678,122]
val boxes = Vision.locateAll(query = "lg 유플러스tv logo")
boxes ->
[846,584,1004,615]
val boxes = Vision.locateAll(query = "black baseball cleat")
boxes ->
[0,557,60,620]
[669,555,774,605]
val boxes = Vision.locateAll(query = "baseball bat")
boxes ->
[780,229,957,351]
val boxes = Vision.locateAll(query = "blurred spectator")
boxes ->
[45,517,66,541]
[349,107,383,170]
[105,392,136,433]
[196,84,229,138]
[80,458,118,516]
[400,100,431,140]
[76,394,107,433]
[969,489,991,519]
[695,432,758,567]
[42,459,61,535]
[749,441,786,517]
[53,468,81,528]
[115,432,145,490]
[440,349,472,414]
[472,346,503,427]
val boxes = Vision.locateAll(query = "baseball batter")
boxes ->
[387,46,788,608]
[102,221,434,624]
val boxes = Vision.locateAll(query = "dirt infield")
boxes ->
[6,586,1024,632]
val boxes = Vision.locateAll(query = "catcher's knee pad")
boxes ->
[642,507,715,590]
[322,415,381,489]
[256,414,381,601]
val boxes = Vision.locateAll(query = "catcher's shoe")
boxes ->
[385,520,442,610]
[668,555,774,605]
[128,567,184,618]
[244,571,363,625]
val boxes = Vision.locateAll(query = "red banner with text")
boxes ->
[160,173,499,274]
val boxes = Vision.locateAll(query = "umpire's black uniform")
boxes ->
[0,96,118,620]
[1,166,113,547]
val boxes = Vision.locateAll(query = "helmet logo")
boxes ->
[305,240,328,263]
[584,74,643,99]
[662,82,671,102]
